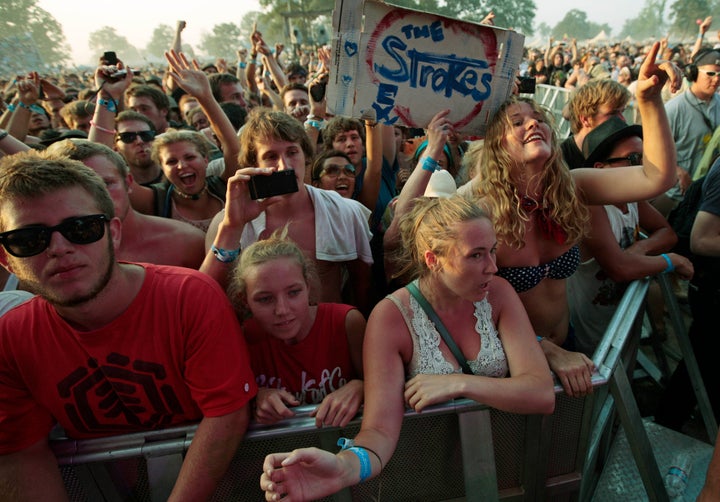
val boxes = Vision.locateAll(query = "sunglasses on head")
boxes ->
[0,214,109,258]
[699,69,720,77]
[321,163,356,178]
[604,152,642,166]
[116,130,156,144]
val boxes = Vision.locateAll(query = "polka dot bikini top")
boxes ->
[496,245,580,293]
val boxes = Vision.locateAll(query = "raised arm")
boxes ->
[164,21,186,95]
[384,110,451,265]
[691,17,712,60]
[355,120,383,211]
[164,51,239,180]
[255,33,287,92]
[544,37,557,67]
[572,42,680,205]
[6,72,40,143]
[200,168,278,288]
[88,60,134,147]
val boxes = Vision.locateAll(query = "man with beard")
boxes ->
[47,139,206,269]
[0,151,257,499]
[114,110,164,186]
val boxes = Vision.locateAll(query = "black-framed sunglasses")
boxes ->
[0,214,109,258]
[321,163,356,178]
[604,152,642,166]
[116,130,156,144]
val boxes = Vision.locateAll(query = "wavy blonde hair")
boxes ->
[477,96,588,249]
[393,196,490,281]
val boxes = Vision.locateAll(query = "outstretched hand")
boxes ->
[261,448,346,502]
[636,41,682,99]
[164,50,212,99]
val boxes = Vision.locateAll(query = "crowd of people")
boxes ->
[1,13,720,501]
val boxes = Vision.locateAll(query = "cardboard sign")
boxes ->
[328,0,525,135]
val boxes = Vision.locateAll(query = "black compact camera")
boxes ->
[100,51,135,80]
[517,76,536,94]
[101,51,119,65]
[248,170,299,200]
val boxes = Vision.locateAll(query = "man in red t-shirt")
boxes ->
[0,151,257,500]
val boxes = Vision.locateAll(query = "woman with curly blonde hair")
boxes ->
[475,42,680,397]
[385,42,680,399]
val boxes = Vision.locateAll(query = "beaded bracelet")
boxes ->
[89,120,116,135]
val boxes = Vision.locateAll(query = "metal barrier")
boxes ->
[51,276,715,501]
[580,276,717,501]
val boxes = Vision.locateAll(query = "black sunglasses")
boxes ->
[0,214,109,257]
[116,130,156,144]
[604,152,642,166]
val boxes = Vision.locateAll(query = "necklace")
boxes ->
[173,182,207,201]
[519,193,568,245]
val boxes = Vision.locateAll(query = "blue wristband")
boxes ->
[421,156,440,172]
[338,438,372,482]
[15,102,46,115]
[537,336,544,342]
[238,62,247,69]
[661,253,675,274]
[211,244,241,263]
[97,97,118,114]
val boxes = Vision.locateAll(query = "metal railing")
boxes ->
[51,275,715,501]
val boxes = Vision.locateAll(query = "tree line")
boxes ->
[4,0,720,71]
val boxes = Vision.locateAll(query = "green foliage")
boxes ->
[1,0,70,70]
[198,22,243,60]
[146,24,175,60]
[670,0,711,41]
[256,0,536,47]
[619,0,667,41]
[551,9,611,40]
[88,27,142,66]
[389,0,536,35]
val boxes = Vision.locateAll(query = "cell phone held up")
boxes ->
[248,170,299,200]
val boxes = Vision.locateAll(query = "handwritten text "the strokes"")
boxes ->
[374,20,493,102]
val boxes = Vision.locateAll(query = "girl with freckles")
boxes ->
[228,229,366,428]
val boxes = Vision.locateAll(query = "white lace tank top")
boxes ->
[386,286,508,378]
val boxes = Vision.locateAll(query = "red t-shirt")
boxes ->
[245,303,357,404]
[0,264,257,454]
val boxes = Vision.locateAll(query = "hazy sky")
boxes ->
[37,0,644,65]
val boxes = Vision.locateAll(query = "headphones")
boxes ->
[685,49,717,82]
